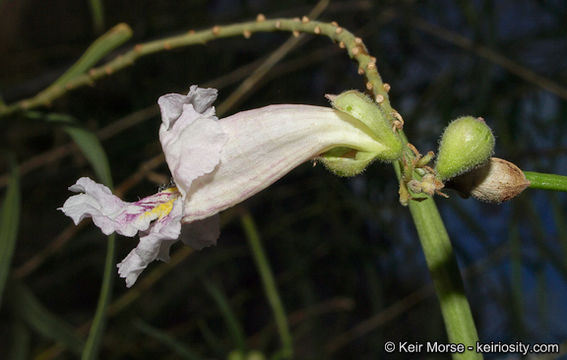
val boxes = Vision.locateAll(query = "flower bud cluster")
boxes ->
[434,116,528,203]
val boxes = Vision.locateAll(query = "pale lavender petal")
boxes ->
[179,214,220,250]
[117,197,183,287]
[187,85,217,113]
[158,93,189,129]
[157,85,218,130]
[61,178,123,232]
[60,177,180,237]
[159,102,228,198]
[181,104,386,222]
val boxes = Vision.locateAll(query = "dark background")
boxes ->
[1,0,566,358]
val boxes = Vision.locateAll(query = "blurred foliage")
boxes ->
[0,0,566,359]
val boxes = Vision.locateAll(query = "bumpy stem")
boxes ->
[1,17,391,120]
[524,171,567,192]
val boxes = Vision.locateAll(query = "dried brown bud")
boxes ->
[446,158,530,203]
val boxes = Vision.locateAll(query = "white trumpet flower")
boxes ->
[60,85,400,287]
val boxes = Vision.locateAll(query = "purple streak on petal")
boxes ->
[59,177,181,238]
[116,197,183,287]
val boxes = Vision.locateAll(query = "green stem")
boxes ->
[408,198,481,360]
[524,171,567,192]
[202,281,247,353]
[241,213,293,360]
[81,234,115,360]
[51,23,131,89]
[1,17,389,120]
[394,154,481,359]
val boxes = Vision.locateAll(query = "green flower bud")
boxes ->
[435,116,494,181]
[326,90,402,162]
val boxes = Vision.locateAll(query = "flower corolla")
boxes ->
[60,85,400,286]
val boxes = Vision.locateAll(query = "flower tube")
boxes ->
[61,85,401,286]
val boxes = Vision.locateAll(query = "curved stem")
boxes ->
[1,17,389,119]
[524,171,567,192]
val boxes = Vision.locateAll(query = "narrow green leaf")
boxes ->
[0,156,20,307]
[63,123,113,187]
[81,234,115,360]
[11,281,84,354]
[24,111,113,187]
[197,319,226,359]
[241,214,293,360]
[87,0,105,33]
[134,319,205,360]
[203,281,247,353]
[49,23,132,88]
[8,316,30,360]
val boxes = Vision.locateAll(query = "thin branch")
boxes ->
[1,16,393,120]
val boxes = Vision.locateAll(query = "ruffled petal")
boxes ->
[158,93,189,129]
[187,84,218,114]
[157,85,218,130]
[60,177,181,240]
[116,196,183,287]
[159,89,228,198]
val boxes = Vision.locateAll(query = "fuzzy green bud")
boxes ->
[435,116,494,181]
[327,91,402,161]
[320,90,403,176]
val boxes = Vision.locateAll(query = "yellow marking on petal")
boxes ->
[141,188,180,220]
[154,199,175,220]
